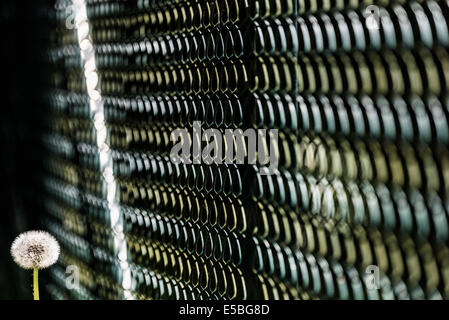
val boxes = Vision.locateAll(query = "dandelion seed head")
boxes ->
[11,231,60,270]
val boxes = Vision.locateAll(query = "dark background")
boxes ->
[0,0,52,299]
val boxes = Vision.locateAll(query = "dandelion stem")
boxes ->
[33,268,39,300]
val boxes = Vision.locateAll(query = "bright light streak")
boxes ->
[70,0,133,300]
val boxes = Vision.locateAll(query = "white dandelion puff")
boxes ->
[11,230,60,270]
